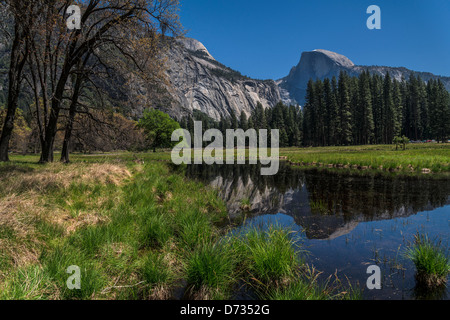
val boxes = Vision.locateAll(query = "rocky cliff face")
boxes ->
[279,50,357,106]
[161,41,450,115]
[162,38,291,120]
[279,49,450,105]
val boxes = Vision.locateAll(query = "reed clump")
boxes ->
[405,233,450,288]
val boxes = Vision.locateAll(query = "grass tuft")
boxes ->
[142,251,173,287]
[243,226,300,285]
[405,233,450,288]
[185,240,238,299]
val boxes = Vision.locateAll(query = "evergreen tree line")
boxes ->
[180,70,449,147]
[180,103,303,148]
[303,71,450,146]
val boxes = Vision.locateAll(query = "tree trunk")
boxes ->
[60,57,86,164]
[0,108,16,162]
[60,124,73,163]
[39,61,72,163]
[39,139,54,163]
[39,108,59,163]
[60,95,79,163]
[0,22,28,162]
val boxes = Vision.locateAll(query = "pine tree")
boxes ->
[280,128,289,147]
[230,110,239,129]
[286,105,297,146]
[383,72,395,143]
[330,76,340,146]
[302,79,315,146]
[358,71,375,144]
[187,115,195,137]
[400,77,409,138]
[407,74,422,141]
[296,104,304,146]
[371,74,383,144]
[219,117,230,135]
[338,71,353,145]
[321,79,332,145]
[272,102,285,129]
[239,111,248,131]
[392,79,403,139]
[248,116,255,130]
[313,80,325,146]
[253,102,267,131]
[418,78,429,139]
[180,116,188,130]
[349,76,359,144]
[429,80,450,142]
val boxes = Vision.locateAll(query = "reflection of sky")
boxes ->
[189,164,450,299]
[236,206,450,300]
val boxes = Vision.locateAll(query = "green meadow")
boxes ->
[124,143,450,175]
[281,144,450,175]
[0,153,360,300]
[1,144,448,300]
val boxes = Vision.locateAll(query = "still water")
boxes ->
[185,163,450,300]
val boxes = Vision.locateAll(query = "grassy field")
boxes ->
[97,144,450,175]
[281,144,450,175]
[2,144,446,299]
[0,153,359,300]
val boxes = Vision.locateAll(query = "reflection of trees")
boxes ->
[185,163,450,223]
[304,171,450,221]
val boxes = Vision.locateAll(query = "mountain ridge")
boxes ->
[159,37,292,120]
[279,48,450,105]
[161,38,450,118]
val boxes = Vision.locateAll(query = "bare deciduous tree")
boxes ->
[0,1,36,161]
[1,0,182,163]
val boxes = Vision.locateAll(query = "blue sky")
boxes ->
[179,0,450,80]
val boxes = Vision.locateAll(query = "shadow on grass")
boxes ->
[0,163,37,175]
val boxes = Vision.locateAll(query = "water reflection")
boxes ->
[183,162,450,300]
[185,163,450,240]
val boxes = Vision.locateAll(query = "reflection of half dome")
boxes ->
[185,163,450,240]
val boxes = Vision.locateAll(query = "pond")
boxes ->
[185,162,450,300]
